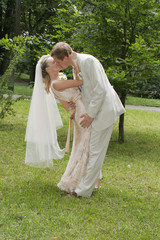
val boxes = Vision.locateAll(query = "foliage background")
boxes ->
[0,0,160,99]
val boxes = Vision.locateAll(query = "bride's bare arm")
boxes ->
[58,99,70,111]
[53,60,82,91]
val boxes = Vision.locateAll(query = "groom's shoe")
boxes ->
[62,191,78,198]
[70,191,77,197]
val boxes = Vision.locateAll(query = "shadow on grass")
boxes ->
[0,123,15,131]
[0,122,26,132]
[109,128,160,160]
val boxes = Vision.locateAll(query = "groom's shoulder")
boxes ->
[78,53,98,62]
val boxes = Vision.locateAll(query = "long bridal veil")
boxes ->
[25,56,65,168]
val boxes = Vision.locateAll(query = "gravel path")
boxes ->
[126,105,160,112]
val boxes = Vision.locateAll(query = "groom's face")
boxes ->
[53,56,70,69]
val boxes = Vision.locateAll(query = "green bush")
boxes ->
[134,77,160,99]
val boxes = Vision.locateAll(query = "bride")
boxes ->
[25,54,100,194]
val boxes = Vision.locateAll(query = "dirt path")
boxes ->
[126,105,160,112]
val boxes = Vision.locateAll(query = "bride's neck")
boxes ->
[49,71,59,82]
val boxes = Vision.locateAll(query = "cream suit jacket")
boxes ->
[76,53,126,131]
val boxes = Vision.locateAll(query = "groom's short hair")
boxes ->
[51,42,72,60]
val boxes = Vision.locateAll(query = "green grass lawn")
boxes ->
[126,95,160,107]
[14,84,33,96]
[0,100,160,240]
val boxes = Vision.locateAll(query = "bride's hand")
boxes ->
[70,52,80,73]
[70,51,77,60]
[73,62,82,82]
[70,109,75,120]
[73,62,80,74]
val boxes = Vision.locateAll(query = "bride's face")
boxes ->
[47,57,62,72]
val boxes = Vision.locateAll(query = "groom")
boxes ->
[51,42,125,197]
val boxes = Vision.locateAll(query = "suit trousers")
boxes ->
[75,123,114,197]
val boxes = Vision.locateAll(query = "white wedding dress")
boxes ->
[51,84,91,193]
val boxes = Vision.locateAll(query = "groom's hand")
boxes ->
[80,113,93,128]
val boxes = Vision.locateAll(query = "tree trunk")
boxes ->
[3,0,15,37]
[118,91,126,143]
[15,0,21,36]
[0,1,15,75]
[29,64,36,86]
[8,52,15,91]
[0,2,2,39]
[8,69,15,91]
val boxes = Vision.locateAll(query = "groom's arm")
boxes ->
[87,59,106,118]
[80,58,106,128]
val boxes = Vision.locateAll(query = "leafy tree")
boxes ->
[125,36,160,98]
[0,0,75,117]
[0,36,26,118]
[0,0,16,75]
[0,0,62,82]
[61,0,160,142]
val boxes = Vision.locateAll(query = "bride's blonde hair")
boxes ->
[40,55,51,93]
